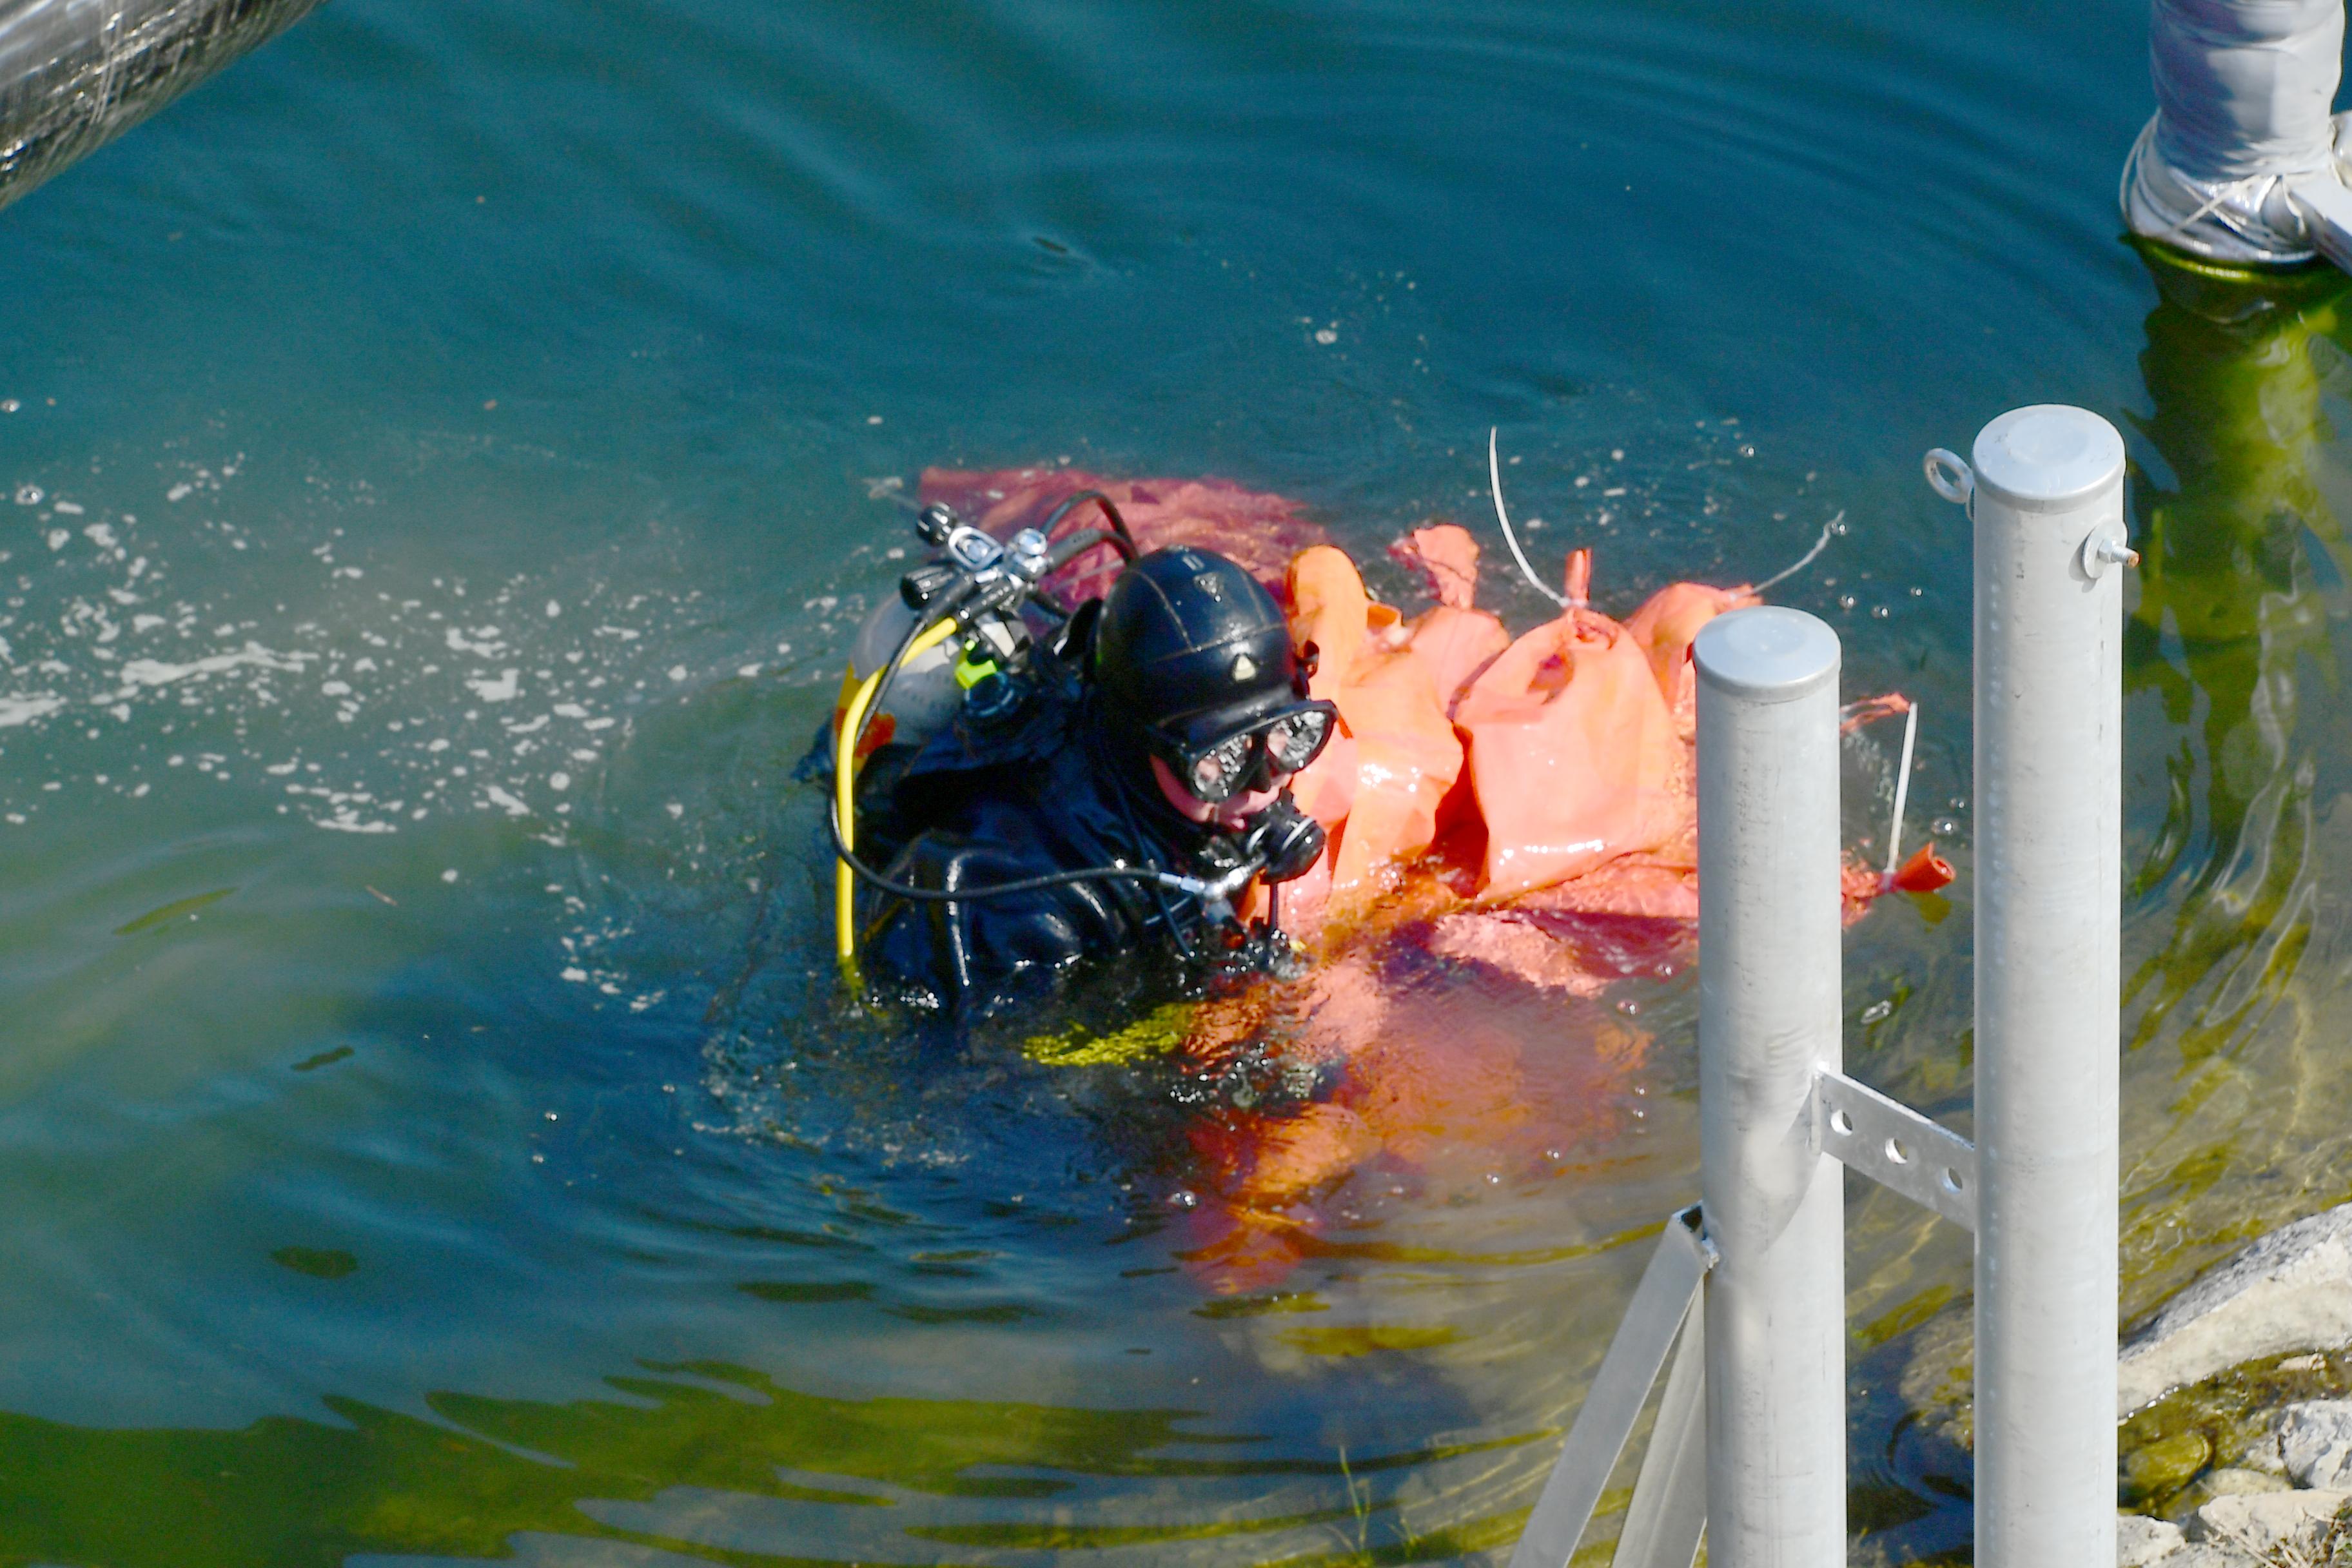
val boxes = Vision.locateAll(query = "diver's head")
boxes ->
[1090,546,1337,832]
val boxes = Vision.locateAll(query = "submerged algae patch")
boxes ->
[1023,999,1198,1066]
[113,887,235,936]
[2118,1349,2352,1514]
[270,1246,358,1280]
[1279,1324,1462,1357]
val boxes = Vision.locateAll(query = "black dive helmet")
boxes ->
[1090,549,1336,881]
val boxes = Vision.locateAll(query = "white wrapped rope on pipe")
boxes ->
[2124,0,2352,270]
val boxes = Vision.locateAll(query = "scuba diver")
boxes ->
[818,497,1335,1010]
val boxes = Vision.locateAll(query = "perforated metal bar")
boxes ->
[1509,1206,1712,1568]
[1812,1066,1977,1233]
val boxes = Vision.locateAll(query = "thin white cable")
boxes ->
[1489,427,1836,602]
[1883,699,1919,882]
[1752,511,1843,593]
[1489,427,1571,608]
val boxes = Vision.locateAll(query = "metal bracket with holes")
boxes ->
[1812,1066,1976,1233]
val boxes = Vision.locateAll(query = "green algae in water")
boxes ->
[0,1364,1262,1566]
[1281,1324,1464,1358]
[112,887,235,936]
[268,1247,357,1280]
[2118,1349,2352,1516]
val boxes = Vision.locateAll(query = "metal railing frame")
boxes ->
[1510,404,2127,1568]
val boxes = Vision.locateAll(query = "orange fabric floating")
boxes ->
[1284,545,1466,923]
[1622,581,1758,710]
[1389,524,1482,610]
[1452,605,1689,899]
[919,467,1919,1294]
[1890,841,1956,894]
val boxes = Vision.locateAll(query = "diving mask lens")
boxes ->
[1187,732,1257,802]
[1172,704,1337,805]
[1263,708,1332,773]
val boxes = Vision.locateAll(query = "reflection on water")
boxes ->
[2124,251,2351,1068]
[0,1359,1532,1567]
[2117,250,2352,1314]
[1868,250,2352,1554]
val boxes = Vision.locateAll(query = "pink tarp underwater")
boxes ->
[920,466,1328,609]
[928,464,1948,1289]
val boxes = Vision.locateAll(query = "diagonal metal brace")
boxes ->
[1509,1205,1714,1568]
[1812,1066,1977,1233]
[1611,1297,1707,1568]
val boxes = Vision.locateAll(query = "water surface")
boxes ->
[0,0,2343,1562]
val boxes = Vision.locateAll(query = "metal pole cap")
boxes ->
[1694,605,1841,704]
[1970,406,2125,513]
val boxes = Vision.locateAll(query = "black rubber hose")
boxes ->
[1044,526,1113,571]
[828,793,1218,905]
[854,579,982,778]
[834,578,1231,908]
[1039,490,1139,562]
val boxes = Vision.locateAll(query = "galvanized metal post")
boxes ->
[1969,406,2126,1568]
[1694,607,1846,1567]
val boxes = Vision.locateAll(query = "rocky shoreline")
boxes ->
[2115,1202,2352,1565]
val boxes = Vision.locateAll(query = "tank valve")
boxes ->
[1009,527,1051,579]
[915,502,959,547]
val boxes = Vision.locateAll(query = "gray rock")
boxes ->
[2278,1399,2352,1489]
[2227,1429,2290,1476]
[2187,1489,2349,1559]
[2119,1512,2186,1566]
[2162,1546,2261,1568]
[2120,1202,2352,1415]
[2202,1467,2293,1497]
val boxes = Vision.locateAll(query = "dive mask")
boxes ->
[1154,701,1338,804]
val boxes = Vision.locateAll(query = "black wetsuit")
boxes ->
[840,675,1225,1010]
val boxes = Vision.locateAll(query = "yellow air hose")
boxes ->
[835,615,963,968]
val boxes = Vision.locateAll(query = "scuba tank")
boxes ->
[828,501,1135,970]
[837,595,962,761]
[832,507,1041,762]
[836,593,1030,760]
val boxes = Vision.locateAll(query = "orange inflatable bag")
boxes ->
[1388,525,1511,710]
[1622,581,1758,712]
[1284,545,1468,921]
[1452,607,1685,899]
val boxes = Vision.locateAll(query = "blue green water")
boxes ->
[3,0,2348,1561]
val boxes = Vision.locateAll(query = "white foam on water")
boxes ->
[0,694,64,728]
[0,473,883,847]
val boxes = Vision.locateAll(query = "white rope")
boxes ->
[1752,512,1841,593]
[1489,427,1571,608]
[2119,110,2323,260]
[2123,115,2273,240]
[1883,699,1919,883]
[1487,427,1837,603]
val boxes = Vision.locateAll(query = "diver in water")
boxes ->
[828,514,1336,1011]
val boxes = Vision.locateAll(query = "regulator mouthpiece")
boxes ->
[1238,792,1325,886]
